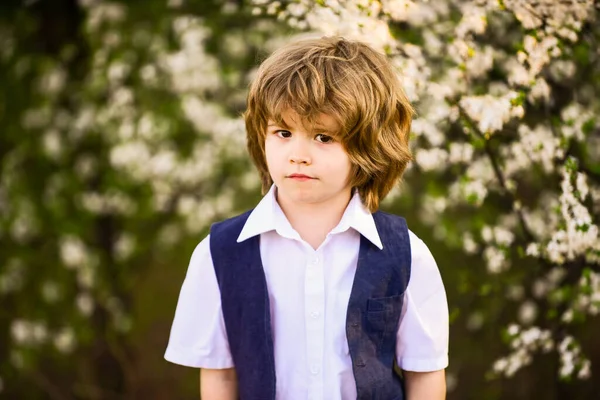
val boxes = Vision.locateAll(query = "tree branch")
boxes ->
[457,106,537,243]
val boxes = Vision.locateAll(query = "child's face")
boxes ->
[265,109,353,207]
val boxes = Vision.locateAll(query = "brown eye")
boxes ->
[315,134,334,143]
[276,130,292,138]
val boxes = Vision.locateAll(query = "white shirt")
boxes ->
[165,186,448,399]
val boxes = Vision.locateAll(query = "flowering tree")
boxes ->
[0,0,289,397]
[250,0,600,393]
[1,0,598,398]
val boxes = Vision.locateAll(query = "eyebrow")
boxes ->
[267,122,334,133]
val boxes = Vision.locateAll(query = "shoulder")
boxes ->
[405,229,445,295]
[373,211,407,226]
[209,209,258,260]
[208,209,254,249]
[187,234,213,272]
[372,211,409,244]
[407,229,435,264]
[188,209,253,268]
[373,211,439,275]
[210,209,253,236]
[374,211,433,259]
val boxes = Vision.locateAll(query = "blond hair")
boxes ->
[244,36,414,212]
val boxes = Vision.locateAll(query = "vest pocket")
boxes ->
[365,294,404,347]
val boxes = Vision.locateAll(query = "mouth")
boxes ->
[287,173,315,180]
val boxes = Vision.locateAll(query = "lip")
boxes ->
[287,173,315,180]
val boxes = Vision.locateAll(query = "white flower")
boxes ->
[521,326,542,345]
[462,232,478,254]
[39,67,66,95]
[381,0,419,21]
[575,173,589,200]
[544,167,600,264]
[528,78,551,103]
[562,309,574,323]
[140,64,157,83]
[54,328,76,354]
[465,45,495,78]
[578,360,591,379]
[115,234,136,261]
[449,142,474,164]
[11,320,31,344]
[59,236,87,269]
[414,148,448,171]
[42,129,63,160]
[507,324,520,336]
[167,0,184,8]
[494,227,515,247]
[463,180,488,206]
[467,312,484,331]
[518,301,538,325]
[493,357,508,373]
[455,6,487,37]
[482,226,493,243]
[526,243,540,257]
[77,293,95,316]
[484,246,507,274]
[459,92,521,134]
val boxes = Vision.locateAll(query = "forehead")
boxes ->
[267,109,340,132]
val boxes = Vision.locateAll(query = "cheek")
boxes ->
[342,158,353,182]
[330,148,352,175]
[264,137,279,171]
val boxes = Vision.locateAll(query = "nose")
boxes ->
[289,137,312,165]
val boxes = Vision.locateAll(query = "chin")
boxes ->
[290,193,322,204]
[278,183,322,204]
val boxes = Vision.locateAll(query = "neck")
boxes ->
[276,188,352,250]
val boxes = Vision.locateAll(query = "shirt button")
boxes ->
[311,257,319,264]
[310,365,320,374]
[310,311,320,318]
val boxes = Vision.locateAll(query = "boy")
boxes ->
[165,36,448,399]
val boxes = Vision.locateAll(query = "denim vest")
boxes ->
[210,210,411,400]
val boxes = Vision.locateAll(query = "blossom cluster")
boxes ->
[1,0,270,373]
[493,325,554,377]
[251,0,600,383]
[1,0,598,395]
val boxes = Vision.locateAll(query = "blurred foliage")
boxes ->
[0,0,598,399]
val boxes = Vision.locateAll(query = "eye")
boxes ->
[275,130,292,138]
[315,133,334,144]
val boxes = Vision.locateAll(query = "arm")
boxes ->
[164,236,236,396]
[403,370,446,400]
[200,368,238,400]
[396,235,449,400]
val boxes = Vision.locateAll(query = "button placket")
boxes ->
[305,251,324,400]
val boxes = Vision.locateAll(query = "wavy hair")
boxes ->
[244,36,414,212]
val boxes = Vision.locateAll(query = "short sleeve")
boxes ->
[164,235,234,368]
[396,231,449,372]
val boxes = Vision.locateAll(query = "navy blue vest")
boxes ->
[210,210,411,400]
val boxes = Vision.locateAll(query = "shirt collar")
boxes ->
[237,185,383,250]
[237,184,279,242]
[330,190,383,249]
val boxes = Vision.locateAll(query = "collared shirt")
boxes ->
[165,185,449,399]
